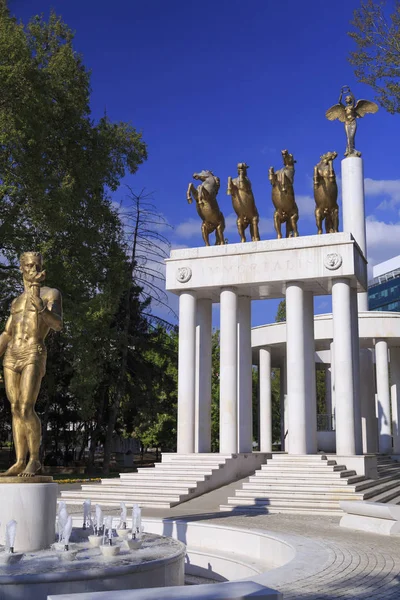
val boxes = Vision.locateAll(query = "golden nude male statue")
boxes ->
[0,252,63,477]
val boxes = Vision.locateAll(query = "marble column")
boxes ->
[237,296,253,453]
[341,156,368,312]
[390,347,400,454]
[304,291,317,451]
[177,291,197,454]
[286,283,317,454]
[259,347,272,452]
[280,360,288,451]
[195,298,212,453]
[350,288,363,454]
[220,288,238,454]
[332,278,357,455]
[330,341,336,430]
[360,348,378,453]
[376,339,392,454]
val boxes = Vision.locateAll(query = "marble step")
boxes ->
[136,467,214,476]
[223,497,343,509]
[361,479,400,498]
[354,475,399,491]
[161,453,233,460]
[120,472,209,480]
[61,496,174,509]
[80,485,193,497]
[99,480,196,490]
[268,457,334,464]
[247,475,355,487]
[251,470,357,479]
[144,464,218,471]
[260,465,347,473]
[242,481,359,493]
[233,489,365,501]
[157,460,227,467]
[365,484,400,503]
[61,489,185,502]
[219,504,342,516]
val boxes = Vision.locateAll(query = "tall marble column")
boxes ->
[360,348,378,453]
[330,341,336,429]
[280,360,288,451]
[195,298,212,453]
[376,339,392,454]
[390,347,400,454]
[286,283,317,454]
[350,288,363,454]
[237,296,253,453]
[341,156,368,312]
[177,291,197,454]
[220,288,238,454]
[259,347,272,452]
[332,278,357,455]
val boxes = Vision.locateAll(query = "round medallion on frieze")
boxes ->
[176,267,192,283]
[324,253,343,270]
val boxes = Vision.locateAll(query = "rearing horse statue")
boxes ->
[269,149,299,238]
[187,170,226,246]
[227,163,260,242]
[313,151,339,234]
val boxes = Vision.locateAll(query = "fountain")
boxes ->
[0,500,185,600]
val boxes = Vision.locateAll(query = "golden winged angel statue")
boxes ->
[325,86,378,157]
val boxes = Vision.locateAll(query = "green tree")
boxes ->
[0,8,148,469]
[348,0,400,113]
[275,300,286,322]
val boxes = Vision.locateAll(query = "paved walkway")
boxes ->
[61,479,400,599]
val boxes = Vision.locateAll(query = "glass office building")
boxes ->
[368,256,400,312]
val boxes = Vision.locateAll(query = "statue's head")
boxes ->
[320,151,338,163]
[237,162,249,174]
[193,170,213,181]
[19,252,45,283]
[281,149,296,167]
[345,95,354,106]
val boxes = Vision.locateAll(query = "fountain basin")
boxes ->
[0,532,185,600]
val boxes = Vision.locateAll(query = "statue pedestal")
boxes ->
[0,480,58,551]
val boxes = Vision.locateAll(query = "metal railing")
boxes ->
[317,414,335,432]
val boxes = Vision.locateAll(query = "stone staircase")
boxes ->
[219,455,400,516]
[61,453,267,510]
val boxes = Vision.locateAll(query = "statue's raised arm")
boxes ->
[325,86,378,157]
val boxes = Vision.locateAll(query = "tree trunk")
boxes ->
[103,197,141,474]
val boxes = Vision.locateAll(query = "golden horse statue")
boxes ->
[269,149,299,238]
[187,170,226,246]
[227,163,260,242]
[314,151,339,234]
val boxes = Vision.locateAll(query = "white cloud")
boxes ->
[366,216,400,276]
[174,212,274,242]
[296,194,315,218]
[364,178,400,210]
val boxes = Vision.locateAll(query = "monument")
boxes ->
[186,170,226,246]
[269,149,299,239]
[227,162,260,242]
[0,252,62,550]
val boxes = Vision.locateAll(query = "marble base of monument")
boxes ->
[0,480,58,551]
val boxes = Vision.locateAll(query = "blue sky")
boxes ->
[13,0,400,326]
